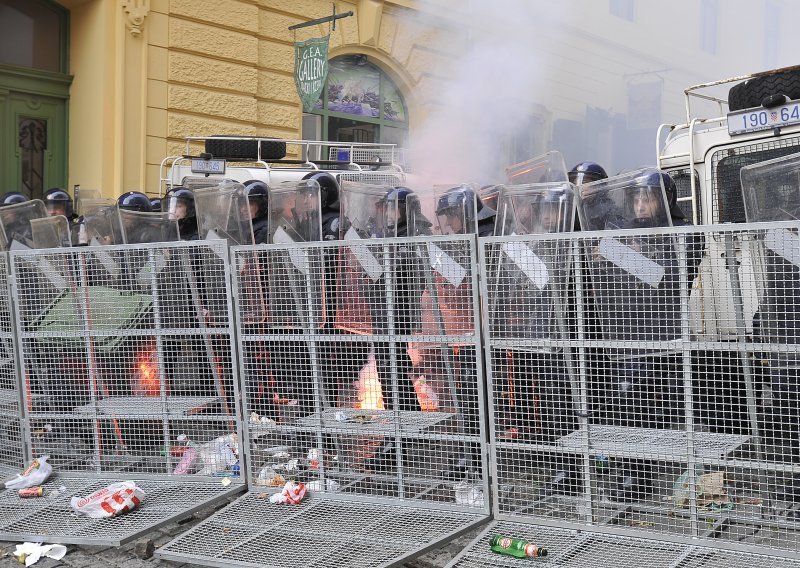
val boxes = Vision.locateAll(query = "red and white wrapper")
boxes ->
[71,481,145,519]
[269,481,306,505]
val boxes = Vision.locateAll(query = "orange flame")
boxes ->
[355,375,385,410]
[133,344,161,397]
[353,352,385,410]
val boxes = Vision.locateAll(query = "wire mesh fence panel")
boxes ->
[481,222,800,559]
[242,236,488,508]
[157,235,489,567]
[0,252,24,476]
[5,241,244,545]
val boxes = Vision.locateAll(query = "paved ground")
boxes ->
[0,495,483,568]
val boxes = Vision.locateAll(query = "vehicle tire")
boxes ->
[204,137,286,161]
[728,68,800,111]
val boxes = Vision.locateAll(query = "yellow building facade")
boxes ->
[0,0,463,199]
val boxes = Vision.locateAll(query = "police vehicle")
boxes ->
[159,136,407,197]
[657,65,800,339]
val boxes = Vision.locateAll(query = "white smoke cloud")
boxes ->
[407,0,573,188]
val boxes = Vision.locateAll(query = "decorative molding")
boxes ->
[122,0,150,37]
[358,0,383,47]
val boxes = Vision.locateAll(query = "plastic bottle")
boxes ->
[489,535,548,559]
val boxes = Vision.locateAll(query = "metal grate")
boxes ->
[328,145,402,167]
[234,236,488,506]
[481,223,800,558]
[667,167,701,223]
[447,521,800,568]
[711,136,800,224]
[0,476,237,545]
[337,171,406,187]
[5,241,244,544]
[158,492,486,568]
[158,235,490,567]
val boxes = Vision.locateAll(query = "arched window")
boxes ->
[0,0,68,74]
[305,55,408,147]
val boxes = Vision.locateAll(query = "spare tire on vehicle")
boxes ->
[204,136,287,161]
[728,67,800,111]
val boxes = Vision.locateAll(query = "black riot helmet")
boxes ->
[625,170,669,228]
[568,162,608,186]
[163,186,195,221]
[435,185,492,234]
[44,187,73,218]
[0,192,27,207]
[302,171,340,210]
[659,171,687,221]
[381,186,415,235]
[243,179,269,219]
[117,191,153,212]
[149,197,162,212]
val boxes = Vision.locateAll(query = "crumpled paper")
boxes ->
[13,542,67,566]
[269,481,306,505]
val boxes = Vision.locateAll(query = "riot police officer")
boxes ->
[578,169,689,501]
[117,191,157,244]
[243,180,270,244]
[568,161,608,186]
[435,185,495,237]
[302,172,340,241]
[164,186,198,241]
[569,162,608,231]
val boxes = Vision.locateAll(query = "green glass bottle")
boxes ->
[489,535,548,559]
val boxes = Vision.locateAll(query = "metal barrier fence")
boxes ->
[0,241,244,545]
[157,235,491,567]
[0,253,24,476]
[452,221,800,564]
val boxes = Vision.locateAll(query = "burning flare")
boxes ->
[133,344,161,397]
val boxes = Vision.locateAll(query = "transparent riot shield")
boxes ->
[30,216,72,249]
[194,181,254,246]
[505,150,569,185]
[0,199,48,250]
[491,183,575,344]
[494,182,575,237]
[577,168,671,232]
[75,196,115,218]
[576,168,680,348]
[265,179,324,329]
[119,210,180,244]
[339,181,397,239]
[432,184,491,236]
[83,205,124,246]
[741,151,800,223]
[335,182,395,335]
[406,192,435,238]
[741,152,800,347]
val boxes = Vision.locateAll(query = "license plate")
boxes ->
[728,100,800,135]
[190,158,226,174]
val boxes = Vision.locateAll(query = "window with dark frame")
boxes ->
[307,55,409,147]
